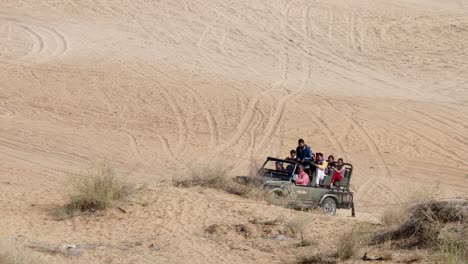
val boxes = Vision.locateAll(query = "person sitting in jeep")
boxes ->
[327,155,336,170]
[314,153,328,187]
[331,158,346,187]
[285,150,297,161]
[275,161,286,172]
[295,165,309,186]
[296,139,313,175]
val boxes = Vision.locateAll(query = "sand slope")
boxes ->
[1,0,467,263]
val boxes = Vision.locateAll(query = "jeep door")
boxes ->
[291,185,328,205]
[290,184,310,201]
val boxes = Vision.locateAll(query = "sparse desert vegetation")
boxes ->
[173,164,265,199]
[373,199,468,263]
[380,206,409,227]
[296,199,467,263]
[285,217,314,247]
[372,199,467,247]
[174,164,230,189]
[336,226,360,260]
[53,164,134,219]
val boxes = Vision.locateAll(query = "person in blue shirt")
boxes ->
[295,139,313,175]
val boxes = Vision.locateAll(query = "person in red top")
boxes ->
[295,165,310,186]
[331,158,346,187]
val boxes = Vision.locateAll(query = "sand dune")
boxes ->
[1,0,467,263]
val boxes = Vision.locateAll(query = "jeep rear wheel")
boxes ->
[321,197,337,216]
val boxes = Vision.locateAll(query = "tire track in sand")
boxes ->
[347,114,395,201]
[400,104,468,147]
[193,0,298,157]
[76,2,190,162]
[248,0,294,156]
[311,97,397,201]
[71,26,188,167]
[0,13,68,62]
[373,104,468,165]
[120,129,153,170]
[125,4,221,153]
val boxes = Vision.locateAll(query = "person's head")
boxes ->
[316,153,323,160]
[337,158,344,166]
[298,164,304,173]
[275,161,284,170]
[298,138,305,148]
[290,150,296,156]
[328,155,335,162]
[312,153,316,160]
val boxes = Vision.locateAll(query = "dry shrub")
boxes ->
[337,227,360,260]
[371,199,468,248]
[381,184,442,227]
[286,217,314,247]
[174,164,266,199]
[381,206,409,227]
[296,254,337,264]
[54,164,134,218]
[175,164,229,188]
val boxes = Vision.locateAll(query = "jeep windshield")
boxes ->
[258,158,296,181]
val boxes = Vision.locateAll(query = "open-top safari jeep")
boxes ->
[237,157,355,216]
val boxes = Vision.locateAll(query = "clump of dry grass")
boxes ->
[54,164,134,219]
[175,164,229,188]
[381,206,409,227]
[381,184,443,227]
[286,217,314,247]
[336,227,360,260]
[371,199,468,248]
[174,164,266,199]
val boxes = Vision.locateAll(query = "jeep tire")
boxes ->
[321,197,337,216]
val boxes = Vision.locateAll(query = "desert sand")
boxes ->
[1,0,467,263]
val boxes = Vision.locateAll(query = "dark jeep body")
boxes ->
[237,157,355,216]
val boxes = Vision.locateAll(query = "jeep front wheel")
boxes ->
[321,197,337,216]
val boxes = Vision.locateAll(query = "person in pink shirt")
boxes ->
[295,165,310,186]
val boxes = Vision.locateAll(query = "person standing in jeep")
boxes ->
[295,139,313,175]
